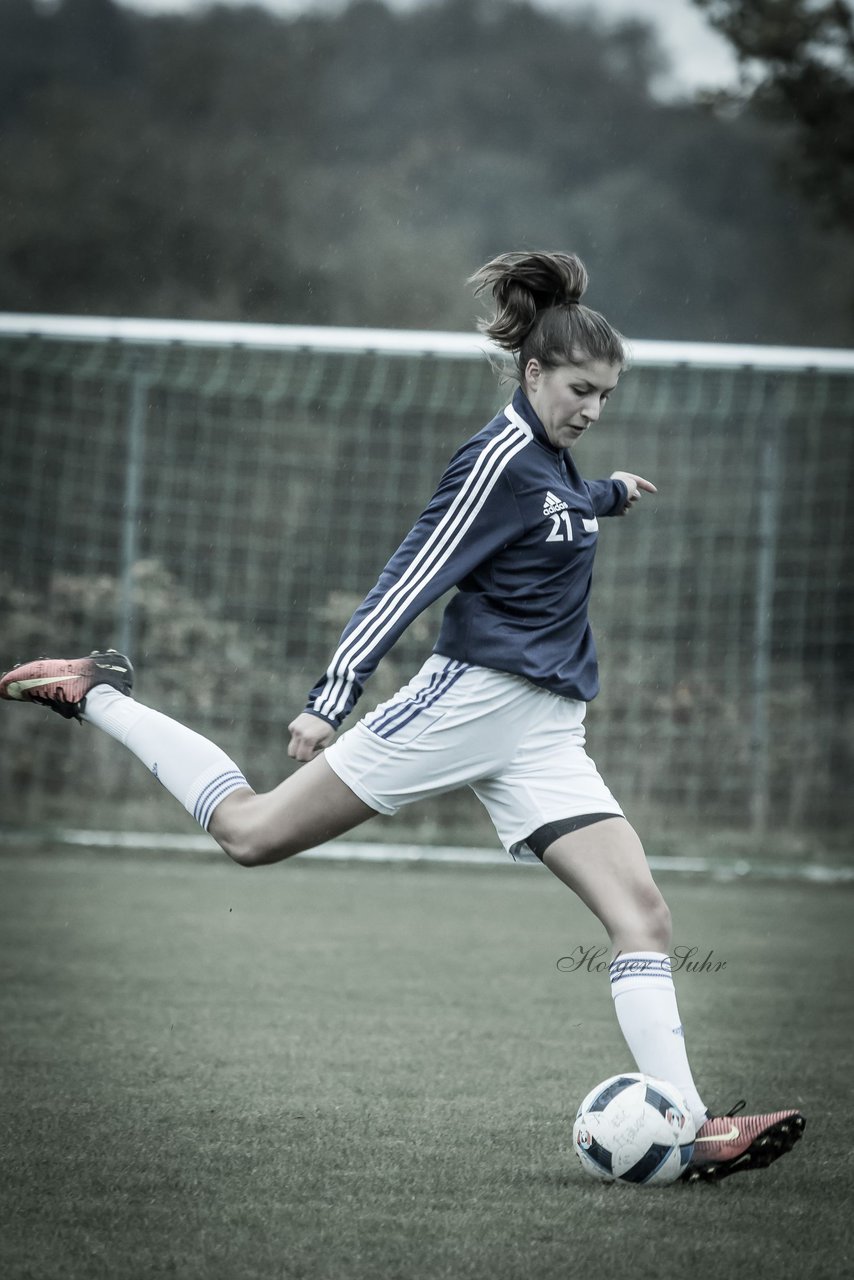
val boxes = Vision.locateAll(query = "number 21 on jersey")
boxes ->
[545,510,573,542]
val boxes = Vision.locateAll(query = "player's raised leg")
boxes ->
[542,816,805,1179]
[207,755,376,865]
[0,652,377,864]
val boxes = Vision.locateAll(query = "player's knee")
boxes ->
[613,890,671,953]
[221,835,268,867]
[641,888,672,951]
[219,831,295,867]
[210,798,294,867]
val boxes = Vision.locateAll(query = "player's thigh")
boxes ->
[470,698,622,862]
[211,754,378,865]
[543,817,672,946]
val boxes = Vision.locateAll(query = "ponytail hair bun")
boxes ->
[469,250,626,375]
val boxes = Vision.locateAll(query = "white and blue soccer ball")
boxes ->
[572,1073,696,1186]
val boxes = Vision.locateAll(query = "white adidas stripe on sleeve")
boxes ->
[313,414,531,722]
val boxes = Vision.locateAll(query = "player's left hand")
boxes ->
[610,471,657,515]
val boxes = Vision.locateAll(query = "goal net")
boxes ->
[1,317,852,858]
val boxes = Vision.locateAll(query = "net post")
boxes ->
[119,360,149,658]
[750,377,782,837]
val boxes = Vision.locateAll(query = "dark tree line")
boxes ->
[693,0,854,229]
[0,0,852,344]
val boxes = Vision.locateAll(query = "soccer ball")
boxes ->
[572,1073,695,1186]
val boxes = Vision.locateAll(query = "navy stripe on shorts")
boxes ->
[364,659,468,741]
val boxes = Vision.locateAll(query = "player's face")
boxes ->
[524,358,621,450]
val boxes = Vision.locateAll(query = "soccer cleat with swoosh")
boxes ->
[683,1101,806,1183]
[0,650,133,721]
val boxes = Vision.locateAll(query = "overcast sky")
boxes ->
[116,0,740,97]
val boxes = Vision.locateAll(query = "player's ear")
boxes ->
[524,358,542,389]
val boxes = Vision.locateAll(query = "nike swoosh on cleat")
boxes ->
[94,663,127,672]
[695,1125,740,1143]
[11,676,74,691]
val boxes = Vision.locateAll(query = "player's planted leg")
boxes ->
[543,817,708,1129]
[542,816,805,1179]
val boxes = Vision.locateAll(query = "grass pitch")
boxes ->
[0,848,850,1280]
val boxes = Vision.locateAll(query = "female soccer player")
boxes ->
[1,251,803,1182]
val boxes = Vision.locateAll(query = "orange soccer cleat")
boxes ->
[0,650,133,721]
[684,1101,806,1183]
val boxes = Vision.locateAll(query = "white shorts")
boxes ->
[324,655,623,863]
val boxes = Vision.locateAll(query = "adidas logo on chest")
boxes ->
[542,490,568,517]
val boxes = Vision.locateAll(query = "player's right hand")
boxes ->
[287,711,337,761]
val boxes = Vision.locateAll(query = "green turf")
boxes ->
[0,850,850,1280]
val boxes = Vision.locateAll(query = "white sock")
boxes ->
[83,685,251,831]
[609,951,708,1130]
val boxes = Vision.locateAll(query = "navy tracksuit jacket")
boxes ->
[307,386,628,729]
